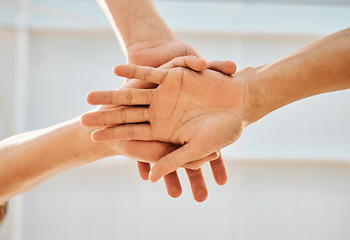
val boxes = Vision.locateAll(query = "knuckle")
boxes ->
[163,155,178,172]
[109,91,114,105]
[126,89,132,104]
[143,108,149,122]
[187,169,203,181]
[144,67,152,81]
[146,90,153,105]
[120,107,126,124]
[147,123,153,140]
[128,124,135,140]
[131,65,136,79]
[101,111,108,125]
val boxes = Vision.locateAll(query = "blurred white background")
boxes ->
[0,0,350,239]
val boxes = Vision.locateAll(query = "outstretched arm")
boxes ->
[83,28,350,182]
[245,28,350,125]
[0,117,117,205]
[0,112,217,204]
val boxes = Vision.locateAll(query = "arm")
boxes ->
[97,0,175,54]
[0,113,212,204]
[0,117,118,205]
[83,28,350,182]
[245,28,350,125]
[97,0,199,66]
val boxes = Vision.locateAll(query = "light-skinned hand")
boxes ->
[126,41,232,200]
[82,56,244,183]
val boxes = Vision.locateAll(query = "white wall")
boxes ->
[26,30,124,129]
[0,1,350,240]
[0,28,16,139]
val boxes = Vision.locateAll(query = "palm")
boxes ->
[83,43,230,199]
[86,65,245,182]
[127,41,226,198]
[149,68,245,155]
[97,42,220,201]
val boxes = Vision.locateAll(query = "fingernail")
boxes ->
[148,171,158,183]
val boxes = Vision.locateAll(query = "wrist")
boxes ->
[243,61,300,125]
[125,30,176,51]
[126,38,178,64]
[75,118,120,162]
[100,0,176,53]
[240,66,270,125]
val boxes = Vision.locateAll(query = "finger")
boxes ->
[81,107,149,127]
[114,64,168,85]
[137,161,151,181]
[182,151,220,170]
[160,55,207,72]
[209,152,228,186]
[120,141,179,164]
[163,171,182,198]
[149,144,208,183]
[121,79,158,90]
[207,60,237,75]
[131,143,183,198]
[86,89,153,106]
[183,160,206,170]
[91,123,153,142]
[185,168,208,202]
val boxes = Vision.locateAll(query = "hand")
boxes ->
[93,78,217,202]
[82,57,246,183]
[126,40,203,68]
[98,0,231,201]
[127,41,218,194]
[82,56,236,201]
[126,41,233,199]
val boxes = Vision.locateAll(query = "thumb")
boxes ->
[207,60,237,75]
[149,143,209,183]
[160,55,207,72]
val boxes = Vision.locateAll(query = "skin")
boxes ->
[82,58,245,183]
[82,28,350,183]
[97,0,233,201]
[90,57,236,202]
[0,0,236,208]
[0,116,216,205]
[0,60,234,207]
[0,57,236,205]
[0,202,5,224]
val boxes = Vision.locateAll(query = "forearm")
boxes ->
[97,0,175,52]
[0,117,118,204]
[246,28,350,124]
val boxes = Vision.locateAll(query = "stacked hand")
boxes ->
[126,42,221,202]
[82,55,244,186]
[104,40,237,202]
[1,0,347,209]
